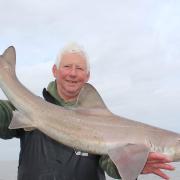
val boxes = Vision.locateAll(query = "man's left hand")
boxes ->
[142,152,175,180]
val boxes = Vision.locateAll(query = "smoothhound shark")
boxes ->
[0,46,180,180]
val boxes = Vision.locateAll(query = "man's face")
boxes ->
[53,53,90,101]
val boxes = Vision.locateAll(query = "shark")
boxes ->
[0,46,180,180]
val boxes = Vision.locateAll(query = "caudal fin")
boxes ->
[0,46,16,74]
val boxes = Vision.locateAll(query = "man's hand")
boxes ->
[142,152,175,179]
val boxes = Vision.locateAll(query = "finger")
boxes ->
[147,152,172,162]
[152,169,170,180]
[147,162,175,170]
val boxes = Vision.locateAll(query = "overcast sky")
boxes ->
[0,0,180,161]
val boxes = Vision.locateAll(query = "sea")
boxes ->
[0,161,179,180]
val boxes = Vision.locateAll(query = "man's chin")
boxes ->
[65,83,83,92]
[66,87,79,93]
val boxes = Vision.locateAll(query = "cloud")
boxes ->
[0,0,180,161]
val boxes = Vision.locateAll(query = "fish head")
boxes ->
[173,138,180,161]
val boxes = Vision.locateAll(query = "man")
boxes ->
[0,43,174,180]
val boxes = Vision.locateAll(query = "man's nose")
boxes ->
[69,67,77,76]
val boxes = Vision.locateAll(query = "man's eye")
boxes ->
[77,67,84,71]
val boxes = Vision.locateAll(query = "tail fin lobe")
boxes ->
[2,46,16,68]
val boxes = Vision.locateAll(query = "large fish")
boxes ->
[0,46,180,180]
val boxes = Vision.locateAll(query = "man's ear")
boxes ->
[86,71,90,82]
[52,64,58,78]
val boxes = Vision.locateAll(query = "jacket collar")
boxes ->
[44,81,76,107]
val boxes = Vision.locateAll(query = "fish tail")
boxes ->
[0,46,16,77]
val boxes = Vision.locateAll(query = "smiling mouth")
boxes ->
[66,80,78,84]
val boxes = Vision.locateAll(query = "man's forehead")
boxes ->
[60,53,87,64]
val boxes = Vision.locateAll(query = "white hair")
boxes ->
[55,42,90,73]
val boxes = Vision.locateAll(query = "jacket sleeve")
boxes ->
[0,100,20,139]
[99,155,121,179]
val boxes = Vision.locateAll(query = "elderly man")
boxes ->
[0,43,174,180]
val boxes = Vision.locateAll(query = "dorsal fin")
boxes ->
[2,46,16,68]
[76,83,108,109]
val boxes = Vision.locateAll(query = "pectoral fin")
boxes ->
[108,144,150,180]
[9,111,35,131]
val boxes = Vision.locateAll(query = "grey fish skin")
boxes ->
[0,46,180,180]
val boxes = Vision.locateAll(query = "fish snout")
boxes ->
[174,139,180,161]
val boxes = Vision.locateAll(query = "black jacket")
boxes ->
[17,89,105,180]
